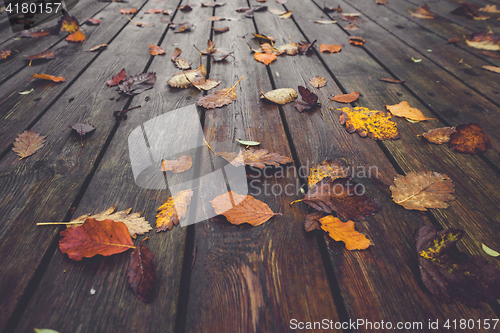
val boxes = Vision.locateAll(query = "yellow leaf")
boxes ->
[319,216,372,250]
[336,106,400,140]
[308,159,351,187]
[156,189,193,231]
[385,101,437,121]
[260,88,297,104]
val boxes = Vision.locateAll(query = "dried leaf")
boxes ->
[411,6,435,19]
[210,191,281,226]
[29,73,65,82]
[330,91,360,103]
[448,123,491,154]
[0,49,12,59]
[149,44,166,56]
[88,44,108,52]
[254,52,276,65]
[421,127,456,144]
[304,211,326,232]
[145,8,171,14]
[127,238,155,302]
[447,38,461,44]
[298,40,316,54]
[344,22,359,30]
[24,50,55,66]
[19,89,34,95]
[205,16,225,21]
[390,171,455,211]
[66,29,86,43]
[260,88,297,104]
[465,31,500,51]
[320,216,372,250]
[59,218,135,261]
[479,5,500,13]
[482,51,500,59]
[118,72,156,95]
[385,101,436,121]
[349,36,365,46]
[309,76,327,88]
[213,27,229,33]
[378,77,407,84]
[12,131,46,159]
[59,11,80,33]
[294,86,318,112]
[319,44,342,53]
[483,65,500,73]
[120,7,138,14]
[202,2,225,7]
[308,159,351,187]
[277,42,298,55]
[70,123,96,146]
[337,106,400,140]
[161,155,192,173]
[170,22,195,33]
[197,76,242,108]
[236,140,260,146]
[156,189,193,231]
[279,10,293,19]
[252,33,276,44]
[178,4,193,11]
[216,148,293,169]
[127,16,155,27]
[482,244,500,257]
[168,64,206,88]
[269,8,286,15]
[107,68,126,87]
[85,18,101,25]
[20,30,50,38]
[451,3,489,20]
[376,0,388,5]
[315,20,337,24]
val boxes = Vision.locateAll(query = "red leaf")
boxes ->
[126,238,155,302]
[107,68,127,87]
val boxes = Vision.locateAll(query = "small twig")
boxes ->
[203,138,215,154]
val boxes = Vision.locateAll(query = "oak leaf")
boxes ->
[337,106,400,140]
[309,76,327,88]
[385,101,436,121]
[294,86,318,112]
[197,76,242,109]
[118,72,156,95]
[320,216,372,250]
[448,123,491,154]
[421,127,456,144]
[120,8,137,14]
[390,171,455,211]
[260,88,297,104]
[483,65,500,73]
[465,31,500,51]
[168,64,206,88]
[330,91,360,103]
[319,44,342,53]
[107,68,126,87]
[210,191,281,226]
[29,73,65,82]
[308,159,351,187]
[156,189,193,231]
[66,29,86,43]
[216,148,293,169]
[59,218,134,261]
[411,6,435,19]
[24,50,55,66]
[161,155,192,173]
[12,131,46,159]
[304,211,327,232]
[127,238,155,302]
[88,44,108,52]
[70,123,96,146]
[149,44,166,56]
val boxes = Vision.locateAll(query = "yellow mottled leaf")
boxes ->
[336,106,400,140]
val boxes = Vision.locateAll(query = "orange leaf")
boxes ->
[107,68,127,87]
[156,189,193,232]
[120,7,138,14]
[12,131,46,160]
[210,191,281,226]
[149,44,166,56]
[385,101,437,121]
[29,73,65,82]
[60,12,80,33]
[319,44,342,53]
[320,216,372,250]
[337,106,400,140]
[465,31,500,51]
[254,52,276,65]
[216,148,293,169]
[161,155,192,173]
[197,76,242,109]
[66,29,86,43]
[330,91,360,103]
[59,218,135,261]
[24,50,55,66]
[448,123,491,154]
[349,36,365,46]
[421,127,456,144]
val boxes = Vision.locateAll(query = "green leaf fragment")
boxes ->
[236,140,260,146]
[482,243,500,257]
[19,88,34,95]
[34,329,60,333]
[411,57,422,63]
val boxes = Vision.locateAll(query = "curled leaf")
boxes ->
[260,88,297,105]
[29,73,65,82]
[107,68,126,87]
[482,244,500,257]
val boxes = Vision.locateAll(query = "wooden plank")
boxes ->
[0,1,178,331]
[184,1,340,331]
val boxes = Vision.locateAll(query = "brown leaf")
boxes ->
[149,44,166,56]
[85,18,101,25]
[465,31,500,51]
[330,91,360,103]
[376,0,388,4]
[252,33,276,44]
[145,8,171,14]
[349,36,365,46]
[411,6,435,19]
[107,68,127,87]
[66,29,86,43]
[378,77,407,84]
[309,76,327,88]
[277,42,299,55]
[482,51,500,59]
[451,3,489,20]
[298,40,316,54]
[1,50,12,59]
[205,16,225,21]
[304,212,326,232]
[88,44,108,52]
[170,22,195,33]
[344,22,359,31]
[28,73,65,82]
[294,86,318,112]
[210,191,281,226]
[279,10,293,19]
[120,7,137,14]
[161,155,192,173]
[319,44,342,53]
[216,148,293,169]
[390,171,455,211]
[320,216,372,250]
[178,4,193,11]
[448,123,491,154]
[308,159,351,187]
[260,88,297,104]
[20,30,50,38]
[24,50,55,66]
[421,127,456,144]
[59,218,134,261]
[168,64,206,88]
[202,2,225,7]
[118,72,156,95]
[156,189,193,231]
[12,131,46,160]
[213,26,229,34]
[385,101,436,121]
[127,238,155,302]
[479,5,500,13]
[483,65,500,73]
[197,76,242,109]
[59,11,80,33]
[446,38,461,44]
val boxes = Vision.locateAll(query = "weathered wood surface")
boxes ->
[0,0,499,332]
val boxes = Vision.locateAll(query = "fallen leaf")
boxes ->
[277,42,299,55]
[304,211,326,232]
[446,38,461,44]
[298,40,316,54]
[156,189,193,231]
[171,48,191,69]
[178,4,193,11]
[448,123,491,154]
[126,16,155,27]
[252,33,276,44]
[415,225,500,307]
[202,2,225,7]
[344,22,359,30]
[479,5,500,13]
[205,16,225,21]
[70,123,96,146]
[411,57,422,63]
[19,88,34,95]
[482,244,500,257]
[236,7,250,12]
[340,14,362,21]
[315,20,337,24]
[349,36,365,46]
[88,44,108,52]
[213,26,229,33]
[59,11,80,33]
[308,159,351,187]
[337,106,400,140]
[210,191,281,226]
[118,72,156,95]
[269,8,286,15]
[59,218,135,261]
[127,238,155,302]
[390,171,455,211]
[107,68,127,87]
[149,44,166,56]
[421,127,456,144]
[378,77,407,83]
[376,0,388,5]
[330,91,360,103]
[254,52,276,65]
[85,18,101,25]
[323,6,337,13]
[385,101,436,121]
[309,76,327,88]
[411,6,435,19]
[279,10,293,19]
[217,148,293,169]
[120,7,137,14]
[244,6,268,18]
[168,64,206,88]
[29,73,65,82]
[260,88,297,104]
[320,216,372,250]
[197,76,242,108]
[482,51,500,59]
[12,131,46,159]
[451,3,489,20]
[170,22,195,33]
[1,49,12,59]
[465,31,500,51]
[66,29,86,43]
[236,139,260,146]
[20,30,50,38]
[212,49,234,62]
[294,86,318,112]
[24,50,55,66]
[145,8,170,14]
[161,155,192,173]
[483,65,500,73]
[319,44,342,53]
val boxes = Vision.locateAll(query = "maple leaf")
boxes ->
[216,148,293,169]
[213,27,229,33]
[308,159,351,187]
[107,68,126,87]
[24,50,55,66]
[349,36,365,46]
[161,155,192,173]
[295,177,379,221]
[149,44,166,56]
[319,44,342,53]
[294,86,319,112]
[260,88,297,104]
[309,76,327,88]
[320,216,372,250]
[337,106,400,140]
[411,6,435,19]
[304,211,326,232]
[70,123,96,146]
[28,73,65,82]
[483,65,500,73]
[59,11,80,33]
[20,30,50,38]
[168,64,206,88]
[385,101,436,121]
[120,8,137,14]
[59,218,135,261]
[66,30,86,43]
[465,31,500,51]
[156,189,193,232]
[390,171,455,211]
[197,76,243,109]
[378,77,407,84]
[118,72,156,95]
[210,191,281,226]
[421,127,456,144]
[415,225,500,307]
[330,91,360,103]
[85,18,101,25]
[127,238,155,302]
[12,131,46,160]
[448,123,491,154]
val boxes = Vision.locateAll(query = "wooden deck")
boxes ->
[1,0,500,332]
